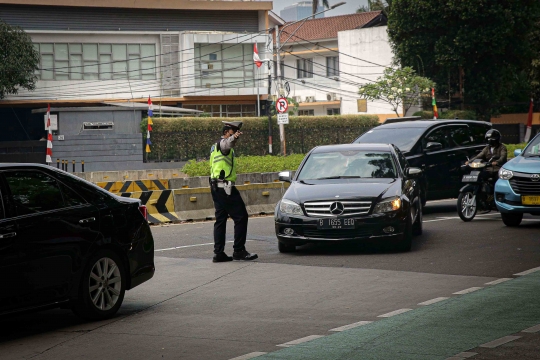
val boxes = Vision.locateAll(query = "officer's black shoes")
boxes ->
[213,252,233,263]
[233,250,258,261]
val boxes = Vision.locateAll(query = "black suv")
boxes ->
[353,120,492,204]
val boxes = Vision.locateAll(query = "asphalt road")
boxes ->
[1,199,540,360]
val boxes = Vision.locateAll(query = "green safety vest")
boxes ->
[210,142,237,182]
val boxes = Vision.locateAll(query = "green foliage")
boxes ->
[358,67,435,116]
[412,110,477,120]
[181,154,306,177]
[142,115,379,162]
[357,0,392,14]
[269,97,299,116]
[506,143,528,159]
[388,0,540,121]
[0,20,40,99]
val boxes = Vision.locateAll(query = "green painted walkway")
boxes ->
[257,271,540,360]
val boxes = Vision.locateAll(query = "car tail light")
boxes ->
[139,205,148,221]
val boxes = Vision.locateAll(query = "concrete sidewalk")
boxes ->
[255,270,540,360]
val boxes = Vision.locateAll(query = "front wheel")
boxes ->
[278,241,296,253]
[72,250,126,321]
[458,192,477,222]
[501,213,523,227]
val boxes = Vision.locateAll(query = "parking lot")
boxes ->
[1,199,540,360]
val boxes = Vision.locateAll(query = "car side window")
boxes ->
[394,147,408,172]
[448,126,473,147]
[423,127,450,150]
[470,124,488,145]
[4,171,65,216]
[58,182,87,207]
[0,189,4,220]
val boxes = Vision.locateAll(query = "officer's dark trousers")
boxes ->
[211,186,248,254]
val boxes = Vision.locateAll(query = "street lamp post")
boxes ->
[274,2,345,156]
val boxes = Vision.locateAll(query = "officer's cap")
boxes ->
[222,121,243,131]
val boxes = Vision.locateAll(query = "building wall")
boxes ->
[338,26,397,118]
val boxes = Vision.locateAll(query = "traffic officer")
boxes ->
[209,121,258,262]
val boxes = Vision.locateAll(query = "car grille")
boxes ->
[303,200,372,217]
[509,175,540,195]
[303,228,374,239]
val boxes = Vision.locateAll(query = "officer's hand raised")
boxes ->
[234,131,242,139]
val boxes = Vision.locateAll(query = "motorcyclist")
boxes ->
[465,129,507,175]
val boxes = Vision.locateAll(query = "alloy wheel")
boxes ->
[89,257,122,311]
[460,192,477,220]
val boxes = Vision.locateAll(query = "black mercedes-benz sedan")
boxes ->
[0,164,155,320]
[275,144,423,252]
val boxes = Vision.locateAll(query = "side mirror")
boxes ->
[278,171,292,183]
[514,149,522,157]
[406,167,423,178]
[425,142,442,152]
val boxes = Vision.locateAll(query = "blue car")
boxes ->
[495,133,540,226]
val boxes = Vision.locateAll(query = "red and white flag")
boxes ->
[253,44,263,68]
[46,104,53,164]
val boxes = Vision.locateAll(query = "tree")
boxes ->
[312,0,329,19]
[388,0,540,121]
[0,20,40,99]
[358,67,435,117]
[357,0,392,15]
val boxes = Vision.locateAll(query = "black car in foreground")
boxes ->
[0,164,154,320]
[275,144,423,252]
[353,120,492,204]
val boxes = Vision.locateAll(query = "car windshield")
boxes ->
[354,127,425,152]
[297,151,397,180]
[523,135,540,156]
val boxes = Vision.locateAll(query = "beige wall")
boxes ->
[491,113,540,125]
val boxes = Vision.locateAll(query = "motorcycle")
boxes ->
[457,156,499,222]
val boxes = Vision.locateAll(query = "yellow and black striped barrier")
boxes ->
[120,190,178,224]
[97,179,169,194]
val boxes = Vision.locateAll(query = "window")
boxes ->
[0,190,4,219]
[183,104,256,117]
[327,108,340,115]
[326,56,339,77]
[470,124,490,145]
[34,43,156,81]
[394,147,409,172]
[195,43,260,88]
[298,109,314,116]
[58,183,87,207]
[423,127,451,150]
[297,58,313,78]
[448,126,472,147]
[4,171,65,216]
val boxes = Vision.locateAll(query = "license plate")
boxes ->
[522,196,540,205]
[462,175,478,182]
[317,218,355,229]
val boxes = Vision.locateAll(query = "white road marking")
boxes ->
[377,309,412,318]
[329,321,373,332]
[155,240,254,252]
[445,352,478,359]
[418,297,449,306]
[485,278,513,285]
[277,335,325,347]
[480,335,521,348]
[521,324,540,333]
[228,352,267,360]
[423,213,499,223]
[514,266,540,276]
[453,287,483,295]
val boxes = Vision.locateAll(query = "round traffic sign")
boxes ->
[276,97,289,113]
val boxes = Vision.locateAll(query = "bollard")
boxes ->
[61,160,64,171]
[72,160,75,172]
[82,160,85,173]
[63,160,66,171]
[57,159,60,169]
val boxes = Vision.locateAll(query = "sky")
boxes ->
[269,0,368,17]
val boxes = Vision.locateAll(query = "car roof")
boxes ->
[372,120,492,129]
[0,163,52,169]
[311,143,393,153]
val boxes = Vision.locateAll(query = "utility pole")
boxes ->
[267,61,273,155]
[275,25,286,156]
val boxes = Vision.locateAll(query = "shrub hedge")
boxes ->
[413,110,478,120]
[142,115,379,162]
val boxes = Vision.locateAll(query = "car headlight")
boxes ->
[499,168,513,180]
[374,197,401,214]
[279,199,303,216]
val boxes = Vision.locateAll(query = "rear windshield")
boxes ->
[354,127,425,152]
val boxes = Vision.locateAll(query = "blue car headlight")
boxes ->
[374,196,401,214]
[279,199,303,216]
[499,168,513,180]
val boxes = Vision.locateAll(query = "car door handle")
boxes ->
[0,232,17,239]
[79,217,96,224]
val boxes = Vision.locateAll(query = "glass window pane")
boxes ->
[227,104,241,112]
[59,183,87,207]
[69,43,82,54]
[128,44,140,55]
[84,61,99,80]
[223,70,244,78]
[205,62,222,70]
[99,54,112,80]
[55,60,69,78]
[113,60,128,79]
[41,54,54,80]
[40,43,53,53]
[112,44,127,60]
[201,44,221,60]
[194,45,201,59]
[83,44,98,60]
[128,54,140,79]
[141,60,155,79]
[140,44,155,57]
[70,54,82,80]
[224,62,243,70]
[244,44,252,60]
[99,44,112,54]
[222,44,241,60]
[33,43,39,52]
[4,171,64,215]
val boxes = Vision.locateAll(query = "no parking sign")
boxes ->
[276,97,289,114]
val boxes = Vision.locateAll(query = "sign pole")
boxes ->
[275,25,286,156]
